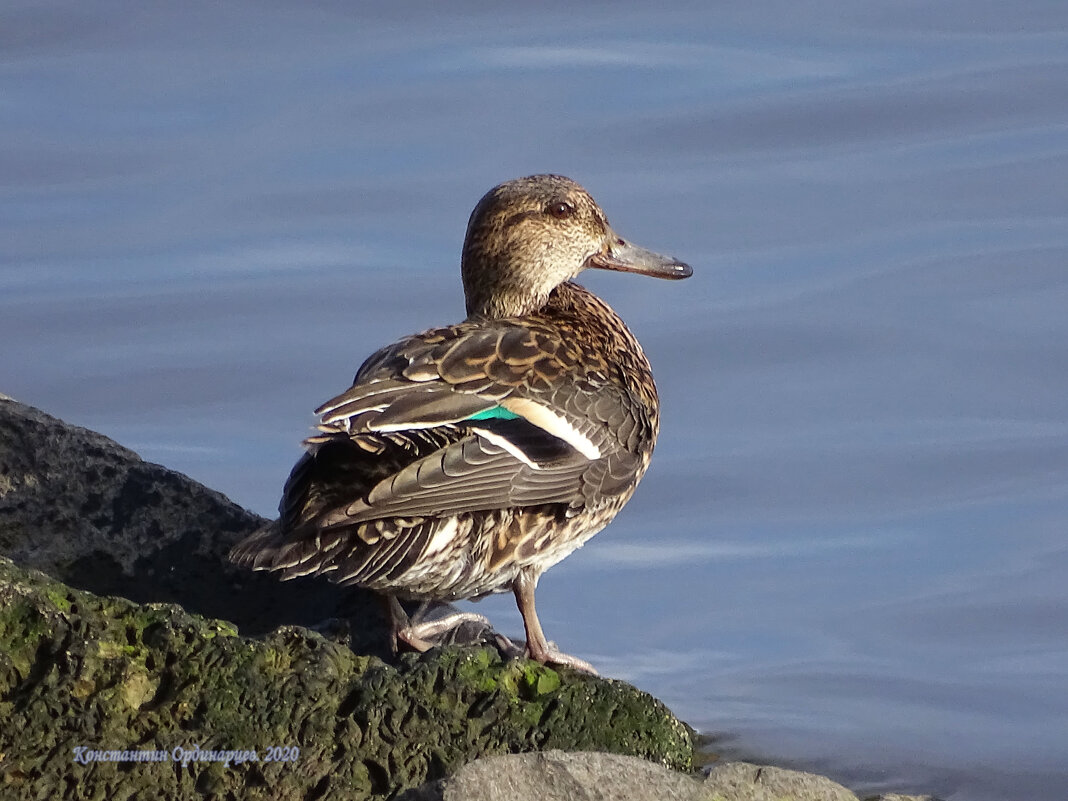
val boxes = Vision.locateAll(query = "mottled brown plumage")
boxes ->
[230,174,690,671]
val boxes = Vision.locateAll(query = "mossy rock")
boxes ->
[0,557,694,800]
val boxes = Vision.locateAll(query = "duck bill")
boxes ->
[586,234,692,280]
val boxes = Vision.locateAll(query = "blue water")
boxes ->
[3,3,1067,799]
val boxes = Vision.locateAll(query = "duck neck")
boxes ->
[461,252,554,319]
[464,287,551,319]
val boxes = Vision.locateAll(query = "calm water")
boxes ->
[3,3,1067,799]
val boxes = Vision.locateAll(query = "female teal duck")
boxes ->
[230,175,691,671]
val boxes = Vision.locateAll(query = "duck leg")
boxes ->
[384,595,492,652]
[513,568,597,674]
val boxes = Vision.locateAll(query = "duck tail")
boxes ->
[228,522,288,571]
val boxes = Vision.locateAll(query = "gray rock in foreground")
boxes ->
[400,750,713,801]
[704,761,859,801]
[401,752,941,801]
[704,760,943,800]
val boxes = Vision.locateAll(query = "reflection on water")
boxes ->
[3,3,1067,799]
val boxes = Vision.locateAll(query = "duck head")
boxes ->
[461,174,692,318]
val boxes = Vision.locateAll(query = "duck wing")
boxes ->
[294,319,646,532]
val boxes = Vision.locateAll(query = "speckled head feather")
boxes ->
[461,174,689,318]
[230,174,691,673]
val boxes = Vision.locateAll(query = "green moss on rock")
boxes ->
[0,558,694,800]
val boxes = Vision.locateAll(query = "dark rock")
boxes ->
[0,396,385,646]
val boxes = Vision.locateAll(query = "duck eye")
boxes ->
[547,201,575,220]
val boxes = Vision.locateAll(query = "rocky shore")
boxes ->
[0,396,936,800]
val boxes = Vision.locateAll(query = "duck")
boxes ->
[229,174,691,672]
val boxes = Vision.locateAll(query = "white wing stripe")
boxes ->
[499,397,601,460]
[470,426,539,469]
